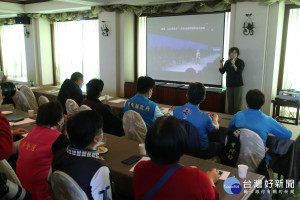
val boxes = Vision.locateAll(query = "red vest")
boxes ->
[0,112,13,160]
[16,126,61,200]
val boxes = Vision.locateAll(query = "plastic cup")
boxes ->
[238,164,248,179]
[139,143,146,156]
[28,110,34,118]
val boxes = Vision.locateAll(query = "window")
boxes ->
[222,12,231,88]
[54,20,100,86]
[278,7,300,119]
[0,24,27,82]
[281,8,300,91]
[137,16,147,77]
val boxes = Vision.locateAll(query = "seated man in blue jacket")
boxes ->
[229,89,292,146]
[124,76,163,129]
[173,82,220,159]
[57,72,84,114]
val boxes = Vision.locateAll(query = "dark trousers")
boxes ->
[227,86,243,115]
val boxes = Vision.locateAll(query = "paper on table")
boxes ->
[46,89,59,93]
[29,86,41,90]
[22,133,28,138]
[1,111,13,115]
[160,107,169,115]
[218,170,230,180]
[9,118,36,126]
[99,95,114,101]
[109,99,127,104]
[129,157,150,172]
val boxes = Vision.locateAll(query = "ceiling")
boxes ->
[0,0,213,18]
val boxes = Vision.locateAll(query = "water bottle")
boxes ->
[30,80,34,86]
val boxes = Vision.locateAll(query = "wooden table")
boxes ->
[31,86,60,102]
[0,106,264,199]
[217,112,233,128]
[31,86,90,103]
[272,98,300,125]
[30,85,228,119]
[103,134,264,200]
[103,100,300,142]
[2,99,300,142]
[0,106,36,130]
[0,106,36,143]
[2,106,295,199]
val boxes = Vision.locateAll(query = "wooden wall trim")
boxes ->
[277,5,300,93]
[0,30,3,72]
[124,82,226,113]
[134,15,138,82]
[50,24,57,86]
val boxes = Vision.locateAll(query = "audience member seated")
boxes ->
[124,76,163,129]
[57,72,84,114]
[11,128,28,137]
[82,79,124,136]
[229,89,292,146]
[1,87,28,170]
[173,82,221,159]
[6,128,28,171]
[133,116,220,200]
[0,73,14,106]
[0,87,13,160]
[49,110,112,200]
[16,101,70,200]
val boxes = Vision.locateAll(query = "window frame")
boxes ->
[277,4,300,93]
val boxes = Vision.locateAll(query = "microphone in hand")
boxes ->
[219,58,224,64]
[231,58,236,66]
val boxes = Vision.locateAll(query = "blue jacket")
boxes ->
[229,109,292,145]
[173,103,215,150]
[124,94,157,129]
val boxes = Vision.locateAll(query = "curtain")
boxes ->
[281,8,300,118]
[222,12,231,88]
[282,8,300,91]
[137,16,147,77]
[0,25,27,82]
[2,1,300,25]
[54,20,100,85]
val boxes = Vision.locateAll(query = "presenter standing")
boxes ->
[219,47,245,115]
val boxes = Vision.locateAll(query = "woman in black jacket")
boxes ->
[219,47,245,115]
[82,79,124,136]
